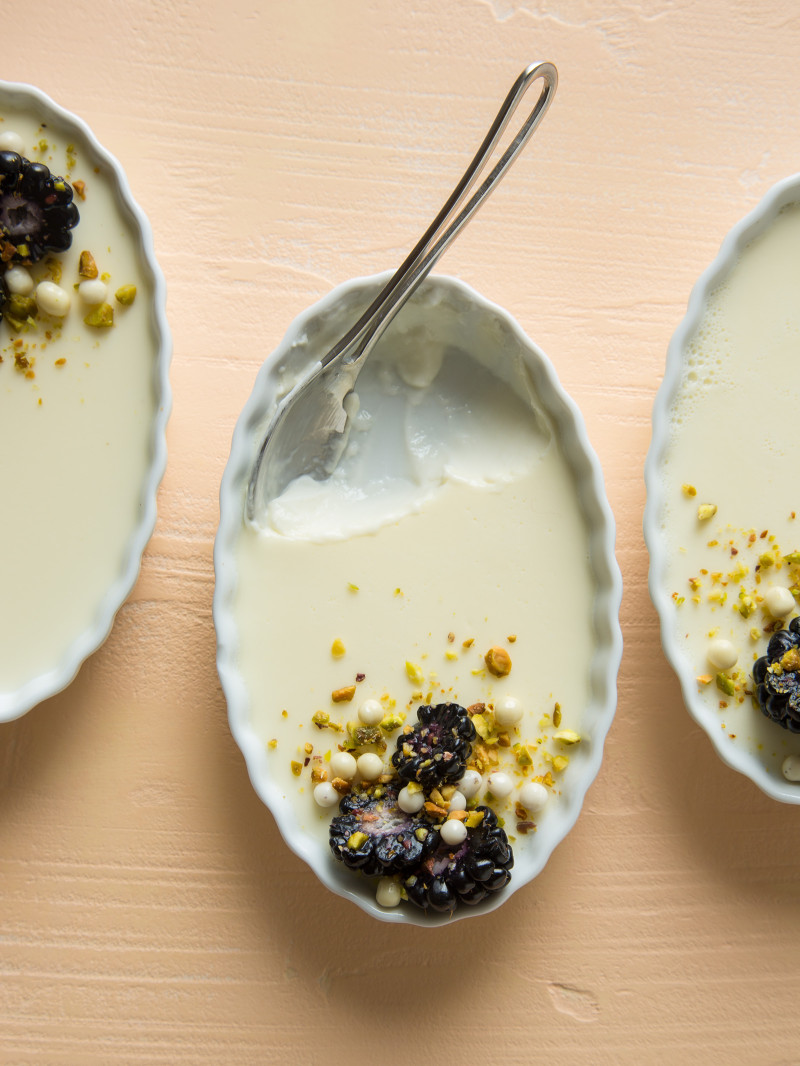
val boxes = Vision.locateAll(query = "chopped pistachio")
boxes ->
[716,673,736,697]
[405,661,425,685]
[290,760,303,776]
[84,302,114,328]
[114,283,137,305]
[78,250,98,278]
[332,685,356,703]
[347,831,368,850]
[471,713,490,740]
[552,702,562,727]
[6,294,37,321]
[697,503,717,521]
[554,729,581,745]
[379,711,405,733]
[514,744,533,767]
[485,645,512,677]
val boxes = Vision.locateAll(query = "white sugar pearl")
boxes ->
[397,785,424,814]
[519,780,549,812]
[35,280,70,317]
[459,769,482,799]
[494,695,523,727]
[440,818,468,845]
[782,754,800,783]
[376,877,402,908]
[313,782,339,808]
[487,771,513,799]
[4,265,33,295]
[358,699,384,725]
[0,130,24,154]
[78,278,108,305]
[357,752,384,781]
[329,751,357,780]
[707,638,737,671]
[765,586,796,619]
[448,790,467,811]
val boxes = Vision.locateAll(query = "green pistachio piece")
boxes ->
[114,284,137,305]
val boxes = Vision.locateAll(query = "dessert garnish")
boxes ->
[329,782,439,876]
[402,804,513,914]
[0,150,78,264]
[391,702,477,789]
[753,617,800,732]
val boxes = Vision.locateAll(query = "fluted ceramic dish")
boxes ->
[645,173,800,802]
[0,82,171,723]
[214,272,623,924]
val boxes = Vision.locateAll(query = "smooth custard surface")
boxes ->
[0,103,158,695]
[658,202,800,774]
[232,327,599,855]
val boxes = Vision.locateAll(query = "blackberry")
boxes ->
[403,805,513,914]
[753,616,800,732]
[0,151,79,264]
[329,782,438,876]
[391,702,476,790]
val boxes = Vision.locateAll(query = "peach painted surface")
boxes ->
[2,1,800,1062]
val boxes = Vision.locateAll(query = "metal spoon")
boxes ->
[246,60,558,525]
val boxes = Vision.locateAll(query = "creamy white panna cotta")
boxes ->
[657,201,800,777]
[231,291,599,867]
[0,102,160,706]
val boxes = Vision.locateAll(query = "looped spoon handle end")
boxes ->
[247,61,557,526]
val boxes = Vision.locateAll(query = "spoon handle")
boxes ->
[246,62,558,519]
[322,60,558,370]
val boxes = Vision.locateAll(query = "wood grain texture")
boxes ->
[2,0,800,1062]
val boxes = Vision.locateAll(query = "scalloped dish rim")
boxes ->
[214,271,623,924]
[0,81,171,723]
[644,172,800,804]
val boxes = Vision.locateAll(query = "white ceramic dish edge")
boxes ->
[644,172,800,803]
[214,272,623,924]
[0,81,172,724]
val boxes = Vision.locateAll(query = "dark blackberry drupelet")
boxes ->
[391,702,476,790]
[403,805,513,914]
[0,151,79,264]
[329,782,438,876]
[753,616,800,732]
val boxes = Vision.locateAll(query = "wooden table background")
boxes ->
[3,1,800,1062]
